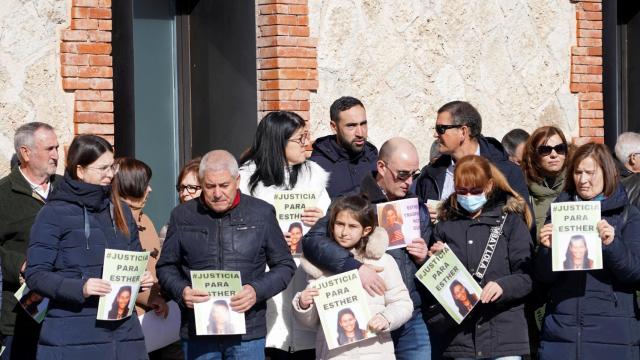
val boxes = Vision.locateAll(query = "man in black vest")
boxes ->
[0,122,61,360]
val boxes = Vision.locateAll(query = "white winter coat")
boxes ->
[292,228,413,359]
[238,160,331,351]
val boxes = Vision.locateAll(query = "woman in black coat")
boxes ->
[535,143,640,360]
[428,155,534,359]
[25,135,154,360]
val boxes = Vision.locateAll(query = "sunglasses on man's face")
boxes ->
[536,143,568,157]
[434,124,463,135]
[455,187,484,196]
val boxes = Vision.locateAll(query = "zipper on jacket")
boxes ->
[217,218,223,267]
[83,206,90,250]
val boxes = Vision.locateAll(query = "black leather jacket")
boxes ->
[156,193,296,341]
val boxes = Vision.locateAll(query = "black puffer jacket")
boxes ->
[309,135,378,199]
[25,176,146,360]
[619,165,640,208]
[431,190,533,359]
[156,193,296,341]
[302,172,432,310]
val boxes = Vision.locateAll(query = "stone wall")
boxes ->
[308,0,578,166]
[0,0,74,177]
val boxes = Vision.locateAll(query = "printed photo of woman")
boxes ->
[107,286,132,320]
[206,299,235,335]
[449,279,479,318]
[563,234,595,270]
[336,308,368,346]
[379,203,405,247]
[288,222,304,255]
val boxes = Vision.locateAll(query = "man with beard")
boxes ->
[310,96,378,198]
[0,122,61,360]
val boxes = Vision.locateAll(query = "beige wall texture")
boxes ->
[0,0,74,177]
[308,0,578,166]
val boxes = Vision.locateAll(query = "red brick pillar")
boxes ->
[60,0,114,143]
[570,0,603,144]
[256,0,318,126]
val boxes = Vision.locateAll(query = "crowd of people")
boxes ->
[0,97,640,360]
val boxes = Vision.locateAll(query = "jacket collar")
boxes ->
[311,135,377,164]
[49,175,111,212]
[198,191,247,225]
[9,165,61,202]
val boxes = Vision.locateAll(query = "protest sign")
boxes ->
[312,270,372,350]
[14,283,48,323]
[190,270,245,335]
[551,201,602,271]
[274,190,319,255]
[376,198,421,249]
[97,249,149,321]
[416,244,482,324]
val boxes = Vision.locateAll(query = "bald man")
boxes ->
[157,150,295,359]
[303,137,435,360]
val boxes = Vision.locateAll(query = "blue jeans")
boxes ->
[391,310,431,360]
[182,336,265,360]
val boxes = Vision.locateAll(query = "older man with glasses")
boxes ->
[304,137,434,360]
[415,101,531,223]
[615,132,640,207]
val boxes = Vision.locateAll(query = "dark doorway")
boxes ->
[177,1,258,161]
[603,0,640,148]
[112,0,258,225]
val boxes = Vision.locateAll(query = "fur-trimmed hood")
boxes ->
[438,189,528,222]
[300,227,389,279]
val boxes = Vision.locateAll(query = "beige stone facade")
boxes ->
[0,0,74,176]
[308,0,578,166]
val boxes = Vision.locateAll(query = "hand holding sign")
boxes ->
[368,314,390,332]
[140,271,156,292]
[301,207,324,227]
[538,223,553,248]
[182,286,210,309]
[407,238,429,264]
[597,219,615,245]
[230,284,257,313]
[427,240,445,257]
[298,287,319,310]
[83,278,111,298]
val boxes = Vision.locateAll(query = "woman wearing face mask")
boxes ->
[535,143,640,359]
[25,135,154,360]
[428,155,534,360]
[238,111,331,360]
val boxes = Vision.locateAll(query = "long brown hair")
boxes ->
[449,155,533,228]
[521,126,569,183]
[564,142,619,198]
[328,194,376,251]
[112,158,152,201]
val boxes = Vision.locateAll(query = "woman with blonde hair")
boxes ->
[428,155,533,359]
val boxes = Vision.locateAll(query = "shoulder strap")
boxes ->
[473,213,508,282]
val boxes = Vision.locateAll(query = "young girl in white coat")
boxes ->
[293,194,413,360]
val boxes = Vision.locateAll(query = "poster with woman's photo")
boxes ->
[376,198,421,250]
[14,283,49,323]
[97,249,149,320]
[416,244,482,324]
[312,270,372,350]
[190,270,245,335]
[551,201,602,271]
[273,190,318,255]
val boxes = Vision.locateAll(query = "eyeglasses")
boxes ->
[455,187,484,196]
[434,124,463,135]
[384,162,420,181]
[288,133,309,145]
[536,143,568,156]
[85,163,119,175]
[176,184,201,194]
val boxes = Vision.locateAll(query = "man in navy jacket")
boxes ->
[310,96,378,199]
[304,138,434,360]
[157,150,295,360]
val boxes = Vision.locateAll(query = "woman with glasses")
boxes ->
[176,157,202,204]
[428,155,533,360]
[535,143,640,359]
[239,111,331,360]
[521,126,571,235]
[25,135,154,360]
